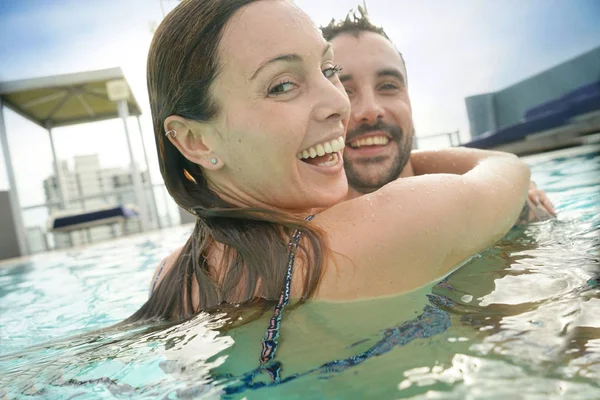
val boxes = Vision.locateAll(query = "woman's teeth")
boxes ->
[317,152,339,167]
[349,135,389,149]
[297,136,345,160]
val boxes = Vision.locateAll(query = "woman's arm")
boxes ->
[312,148,530,300]
[411,147,556,222]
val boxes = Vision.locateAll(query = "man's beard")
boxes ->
[344,120,413,193]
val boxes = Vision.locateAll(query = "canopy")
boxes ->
[0,67,151,258]
[0,67,141,128]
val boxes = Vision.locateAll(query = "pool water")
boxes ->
[1,145,599,399]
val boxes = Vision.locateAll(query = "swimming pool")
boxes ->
[1,145,599,399]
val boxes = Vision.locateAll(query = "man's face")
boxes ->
[331,31,414,193]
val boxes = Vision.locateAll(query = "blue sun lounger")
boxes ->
[464,81,600,150]
[49,205,140,245]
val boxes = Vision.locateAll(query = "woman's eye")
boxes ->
[323,65,343,79]
[269,81,295,95]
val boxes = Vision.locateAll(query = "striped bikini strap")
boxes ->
[258,215,316,370]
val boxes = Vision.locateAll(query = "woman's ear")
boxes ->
[164,115,223,170]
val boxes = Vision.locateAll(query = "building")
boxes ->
[466,46,600,137]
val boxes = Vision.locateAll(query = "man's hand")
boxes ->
[528,181,556,216]
[515,181,556,225]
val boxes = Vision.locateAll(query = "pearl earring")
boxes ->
[210,158,218,165]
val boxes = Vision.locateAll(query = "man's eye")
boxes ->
[269,81,295,95]
[323,65,343,78]
[379,83,399,90]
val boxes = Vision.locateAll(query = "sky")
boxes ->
[0,0,599,226]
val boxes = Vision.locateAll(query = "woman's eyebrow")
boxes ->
[250,44,332,81]
[250,54,301,80]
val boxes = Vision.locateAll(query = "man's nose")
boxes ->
[351,91,384,124]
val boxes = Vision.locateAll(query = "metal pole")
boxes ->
[0,99,29,256]
[47,123,69,209]
[447,132,454,147]
[117,100,149,232]
[136,116,162,229]
[161,184,173,227]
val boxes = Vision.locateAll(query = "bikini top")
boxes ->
[259,214,315,368]
[149,215,315,382]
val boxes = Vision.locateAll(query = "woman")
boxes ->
[128,0,530,323]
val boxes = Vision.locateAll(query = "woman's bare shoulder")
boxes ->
[149,246,185,292]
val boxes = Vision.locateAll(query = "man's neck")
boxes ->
[399,160,415,178]
[345,161,415,200]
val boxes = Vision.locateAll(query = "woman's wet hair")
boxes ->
[125,0,327,323]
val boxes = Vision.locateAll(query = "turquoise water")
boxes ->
[1,145,599,399]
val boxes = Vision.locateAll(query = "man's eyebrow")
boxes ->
[339,73,353,83]
[250,44,332,81]
[376,68,406,85]
[338,67,406,85]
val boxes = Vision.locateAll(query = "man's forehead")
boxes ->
[331,31,405,77]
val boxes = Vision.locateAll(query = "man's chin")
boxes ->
[344,156,405,191]
[346,172,395,193]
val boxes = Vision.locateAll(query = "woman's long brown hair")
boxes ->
[125,0,327,323]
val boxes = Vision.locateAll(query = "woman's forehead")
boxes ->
[218,1,325,77]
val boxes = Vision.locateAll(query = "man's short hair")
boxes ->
[320,6,406,72]
[321,6,390,41]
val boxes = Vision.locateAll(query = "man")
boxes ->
[321,9,555,223]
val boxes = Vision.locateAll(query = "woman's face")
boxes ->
[203,0,350,212]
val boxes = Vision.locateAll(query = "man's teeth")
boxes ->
[349,135,390,149]
[297,136,345,160]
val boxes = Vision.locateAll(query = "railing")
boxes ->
[21,183,181,254]
[414,130,461,149]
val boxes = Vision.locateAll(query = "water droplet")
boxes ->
[461,294,473,303]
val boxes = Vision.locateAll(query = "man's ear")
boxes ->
[163,115,222,170]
